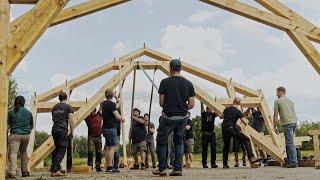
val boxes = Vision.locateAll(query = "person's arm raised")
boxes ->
[132,115,145,125]
[113,111,125,123]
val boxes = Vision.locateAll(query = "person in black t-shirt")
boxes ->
[184,112,194,167]
[221,97,261,168]
[102,89,125,173]
[200,102,218,168]
[153,59,195,177]
[130,108,147,170]
[50,92,74,177]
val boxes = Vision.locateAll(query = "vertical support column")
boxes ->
[27,94,38,171]
[226,82,236,98]
[118,64,128,167]
[0,1,10,179]
[61,80,70,172]
[308,130,320,169]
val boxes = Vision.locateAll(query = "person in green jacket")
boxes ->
[7,96,33,178]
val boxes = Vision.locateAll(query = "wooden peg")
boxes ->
[143,43,146,48]
[229,78,232,83]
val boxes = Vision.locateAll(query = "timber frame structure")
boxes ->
[0,0,319,177]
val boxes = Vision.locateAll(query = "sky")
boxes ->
[10,0,320,139]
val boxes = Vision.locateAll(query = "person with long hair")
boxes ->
[7,96,33,178]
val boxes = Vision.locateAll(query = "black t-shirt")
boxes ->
[185,119,193,139]
[252,111,265,133]
[201,112,217,133]
[131,116,147,144]
[52,102,74,132]
[158,76,195,117]
[102,100,117,129]
[221,107,244,128]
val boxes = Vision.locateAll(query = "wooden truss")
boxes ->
[0,0,319,178]
[26,47,286,170]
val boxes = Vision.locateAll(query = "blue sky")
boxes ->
[11,0,320,136]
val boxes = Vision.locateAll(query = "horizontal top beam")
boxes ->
[9,0,37,4]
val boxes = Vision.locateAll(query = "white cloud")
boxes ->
[111,41,127,57]
[188,11,218,24]
[159,24,234,68]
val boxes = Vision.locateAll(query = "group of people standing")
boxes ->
[6,59,299,178]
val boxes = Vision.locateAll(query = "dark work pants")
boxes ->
[87,136,102,168]
[222,126,254,166]
[67,135,72,171]
[201,133,217,166]
[51,131,68,173]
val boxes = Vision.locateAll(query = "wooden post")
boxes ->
[26,94,38,171]
[0,0,10,178]
[308,130,320,169]
[118,64,127,167]
[61,81,71,171]
[128,68,136,156]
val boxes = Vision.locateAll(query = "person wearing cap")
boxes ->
[221,97,261,169]
[85,106,103,172]
[130,108,148,170]
[153,59,195,176]
[273,87,298,168]
[102,89,125,173]
[50,92,74,177]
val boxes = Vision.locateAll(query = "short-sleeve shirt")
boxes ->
[85,112,102,137]
[102,100,117,129]
[274,96,297,126]
[131,116,147,144]
[251,111,265,133]
[201,112,217,133]
[147,122,155,142]
[158,76,195,117]
[52,102,74,133]
[221,106,244,128]
[8,107,33,135]
[185,119,193,139]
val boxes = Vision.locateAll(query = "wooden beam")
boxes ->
[51,0,130,27]
[0,0,10,178]
[144,48,171,61]
[37,48,144,102]
[199,0,320,43]
[9,0,37,4]
[29,64,134,170]
[217,97,262,108]
[6,0,70,74]
[308,130,320,169]
[226,83,236,98]
[255,0,320,38]
[37,101,85,113]
[287,31,320,75]
[26,95,37,171]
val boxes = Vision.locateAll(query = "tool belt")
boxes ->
[202,132,215,135]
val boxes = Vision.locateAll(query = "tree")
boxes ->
[8,76,18,108]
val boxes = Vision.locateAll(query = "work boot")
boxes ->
[202,164,208,168]
[152,169,167,176]
[112,169,121,173]
[243,159,247,167]
[140,163,146,170]
[22,171,31,177]
[223,164,230,169]
[211,164,218,168]
[234,162,239,167]
[285,164,298,168]
[169,169,182,176]
[96,167,103,172]
[130,164,140,170]
[8,174,16,179]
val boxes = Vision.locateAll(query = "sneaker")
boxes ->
[106,166,114,173]
[250,157,262,164]
[211,164,218,168]
[140,163,146,170]
[169,170,182,176]
[96,167,103,172]
[22,171,31,177]
[243,160,247,167]
[235,162,239,167]
[130,164,140,170]
[202,164,208,168]
[152,169,167,176]
[51,172,66,177]
[113,169,121,173]
[152,165,157,169]
[223,164,230,169]
[285,164,298,168]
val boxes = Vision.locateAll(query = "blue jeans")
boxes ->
[113,136,120,169]
[156,116,186,171]
[283,123,298,166]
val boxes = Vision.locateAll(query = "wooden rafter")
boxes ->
[9,0,38,4]
[29,64,134,169]
[6,0,70,74]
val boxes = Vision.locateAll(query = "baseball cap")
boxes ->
[170,59,182,71]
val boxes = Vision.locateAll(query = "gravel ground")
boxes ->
[11,166,320,180]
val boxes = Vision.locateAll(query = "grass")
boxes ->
[42,150,315,167]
